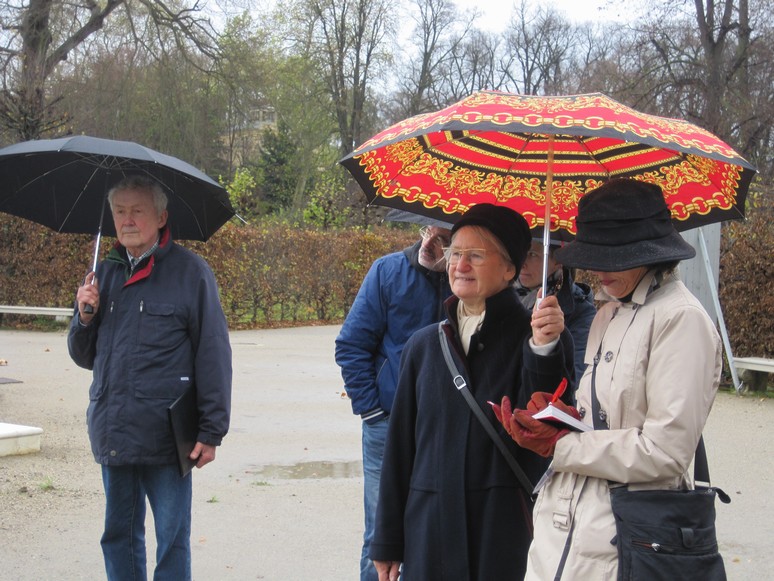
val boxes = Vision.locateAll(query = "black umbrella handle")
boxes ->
[84,304,94,314]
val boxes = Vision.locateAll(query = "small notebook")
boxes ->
[532,403,592,432]
[168,385,199,477]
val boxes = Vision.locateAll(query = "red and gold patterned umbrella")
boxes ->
[340,91,756,240]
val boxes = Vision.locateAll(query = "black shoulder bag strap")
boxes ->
[437,322,535,500]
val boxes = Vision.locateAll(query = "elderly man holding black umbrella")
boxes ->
[68,175,232,581]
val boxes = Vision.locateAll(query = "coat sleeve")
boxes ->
[67,311,99,370]
[553,303,721,484]
[566,290,596,388]
[369,334,419,563]
[520,329,575,407]
[190,263,232,446]
[334,260,388,419]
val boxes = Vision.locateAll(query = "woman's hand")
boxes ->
[530,294,564,346]
[491,395,572,457]
[374,559,401,581]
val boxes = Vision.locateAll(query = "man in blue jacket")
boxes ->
[68,175,232,581]
[335,222,452,581]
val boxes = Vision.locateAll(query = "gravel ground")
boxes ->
[0,326,771,580]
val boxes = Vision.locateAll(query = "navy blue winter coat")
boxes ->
[335,241,451,423]
[370,288,574,580]
[555,268,595,386]
[68,227,232,465]
[516,266,596,389]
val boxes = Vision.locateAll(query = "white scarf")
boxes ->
[457,301,485,354]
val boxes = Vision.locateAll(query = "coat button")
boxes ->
[477,343,484,351]
[604,351,613,362]
[110,450,117,457]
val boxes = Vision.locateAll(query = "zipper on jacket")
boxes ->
[631,538,716,555]
[140,300,144,313]
[110,301,114,313]
[632,539,668,552]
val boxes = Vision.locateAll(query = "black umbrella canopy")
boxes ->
[383,208,455,229]
[0,135,234,241]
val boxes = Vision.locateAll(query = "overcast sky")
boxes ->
[452,0,636,31]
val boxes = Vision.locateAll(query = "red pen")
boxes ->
[550,378,568,404]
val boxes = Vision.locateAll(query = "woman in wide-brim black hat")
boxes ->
[494,178,726,579]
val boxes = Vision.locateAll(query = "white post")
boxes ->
[697,228,741,392]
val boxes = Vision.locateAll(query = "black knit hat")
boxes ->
[451,203,532,272]
[554,178,696,271]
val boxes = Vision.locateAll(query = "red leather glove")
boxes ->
[527,392,582,421]
[490,395,514,436]
[506,409,569,458]
[526,392,554,413]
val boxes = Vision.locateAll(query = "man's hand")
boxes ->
[76,271,100,324]
[189,442,217,468]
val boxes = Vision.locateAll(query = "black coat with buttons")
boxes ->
[370,287,573,580]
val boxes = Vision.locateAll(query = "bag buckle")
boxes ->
[552,512,570,530]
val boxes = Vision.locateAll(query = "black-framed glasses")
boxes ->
[419,226,450,247]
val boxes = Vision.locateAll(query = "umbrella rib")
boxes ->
[59,163,113,233]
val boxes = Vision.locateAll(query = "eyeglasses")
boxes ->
[442,247,491,266]
[419,226,451,247]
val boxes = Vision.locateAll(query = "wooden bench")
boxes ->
[734,357,774,392]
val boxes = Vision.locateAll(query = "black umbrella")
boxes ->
[0,135,235,245]
[383,208,454,229]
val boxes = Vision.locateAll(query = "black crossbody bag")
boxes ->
[589,344,731,580]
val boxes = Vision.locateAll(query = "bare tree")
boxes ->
[498,1,577,95]
[632,0,773,175]
[440,28,504,101]
[0,0,219,141]
[285,0,394,157]
[386,0,472,120]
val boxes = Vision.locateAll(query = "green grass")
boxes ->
[38,476,55,491]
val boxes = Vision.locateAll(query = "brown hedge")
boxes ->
[0,209,771,362]
[0,216,414,328]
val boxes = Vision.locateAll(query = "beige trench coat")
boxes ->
[525,270,722,580]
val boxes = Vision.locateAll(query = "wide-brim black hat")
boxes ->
[451,203,531,271]
[554,179,696,271]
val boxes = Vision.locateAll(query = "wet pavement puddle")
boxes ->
[246,460,363,479]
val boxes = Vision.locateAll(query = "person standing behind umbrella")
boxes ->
[67,175,232,581]
[370,204,574,581]
[335,221,452,581]
[515,237,596,387]
[494,179,722,579]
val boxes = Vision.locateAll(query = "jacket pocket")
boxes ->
[138,301,181,349]
[135,374,192,400]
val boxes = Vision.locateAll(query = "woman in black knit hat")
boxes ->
[370,203,575,581]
